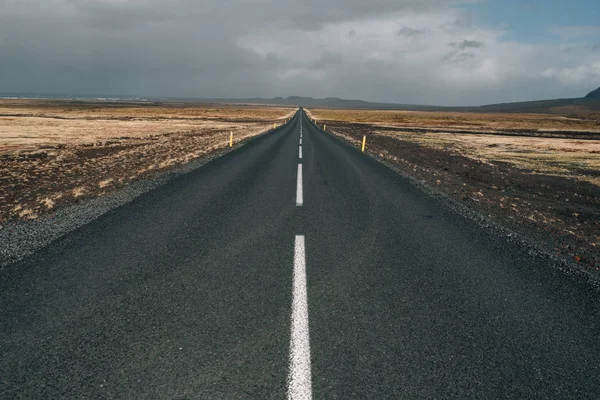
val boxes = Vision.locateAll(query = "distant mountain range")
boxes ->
[585,87,600,101]
[196,87,600,113]
[3,87,600,113]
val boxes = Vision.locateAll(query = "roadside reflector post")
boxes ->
[229,131,233,147]
[324,124,326,131]
[362,135,366,152]
[274,123,276,129]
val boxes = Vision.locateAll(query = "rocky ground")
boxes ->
[307,109,600,273]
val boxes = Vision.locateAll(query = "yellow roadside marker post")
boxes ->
[362,135,366,152]
[274,123,276,129]
[324,124,326,131]
[229,132,233,147]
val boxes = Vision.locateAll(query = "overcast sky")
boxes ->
[1,0,599,105]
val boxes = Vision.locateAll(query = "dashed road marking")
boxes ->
[296,164,303,206]
[288,235,312,400]
[299,146,303,159]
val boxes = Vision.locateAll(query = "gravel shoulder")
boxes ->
[0,116,291,268]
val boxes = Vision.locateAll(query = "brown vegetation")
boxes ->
[0,100,294,223]
[308,108,600,133]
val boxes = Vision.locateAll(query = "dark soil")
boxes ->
[324,120,600,272]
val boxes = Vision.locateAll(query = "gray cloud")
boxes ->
[0,0,598,105]
[443,52,476,63]
[449,39,484,50]
[397,27,426,37]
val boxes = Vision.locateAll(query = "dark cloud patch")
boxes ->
[442,51,475,63]
[449,39,484,50]
[397,26,426,37]
[455,52,476,61]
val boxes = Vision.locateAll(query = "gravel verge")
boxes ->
[0,126,279,269]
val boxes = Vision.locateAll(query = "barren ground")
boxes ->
[0,100,294,223]
[307,108,600,272]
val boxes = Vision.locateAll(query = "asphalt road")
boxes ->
[2,109,600,399]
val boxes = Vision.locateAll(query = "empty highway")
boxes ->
[1,109,600,399]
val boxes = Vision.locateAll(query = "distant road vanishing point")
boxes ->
[1,109,600,399]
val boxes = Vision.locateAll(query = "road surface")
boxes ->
[1,109,600,399]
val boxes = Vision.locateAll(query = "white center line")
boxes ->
[296,164,303,206]
[299,146,303,159]
[288,235,312,400]
[299,138,302,145]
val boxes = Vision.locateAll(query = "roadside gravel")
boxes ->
[0,128,274,268]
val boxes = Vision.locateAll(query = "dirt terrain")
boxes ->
[0,100,294,223]
[307,108,600,272]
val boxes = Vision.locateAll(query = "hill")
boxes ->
[202,88,600,114]
[585,87,600,100]
[5,87,600,114]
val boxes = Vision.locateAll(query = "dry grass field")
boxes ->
[308,108,600,271]
[309,108,600,132]
[0,100,294,223]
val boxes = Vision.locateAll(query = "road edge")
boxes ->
[308,119,600,290]
[0,118,296,269]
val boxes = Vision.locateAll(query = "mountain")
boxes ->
[205,96,387,108]
[197,96,451,110]
[194,87,600,113]
[5,88,600,114]
[585,87,600,100]
[201,93,600,114]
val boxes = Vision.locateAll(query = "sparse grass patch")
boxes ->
[18,208,37,220]
[41,197,54,209]
[99,178,113,188]
[0,100,295,222]
[72,187,86,197]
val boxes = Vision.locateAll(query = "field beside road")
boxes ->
[0,100,294,223]
[307,108,600,272]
